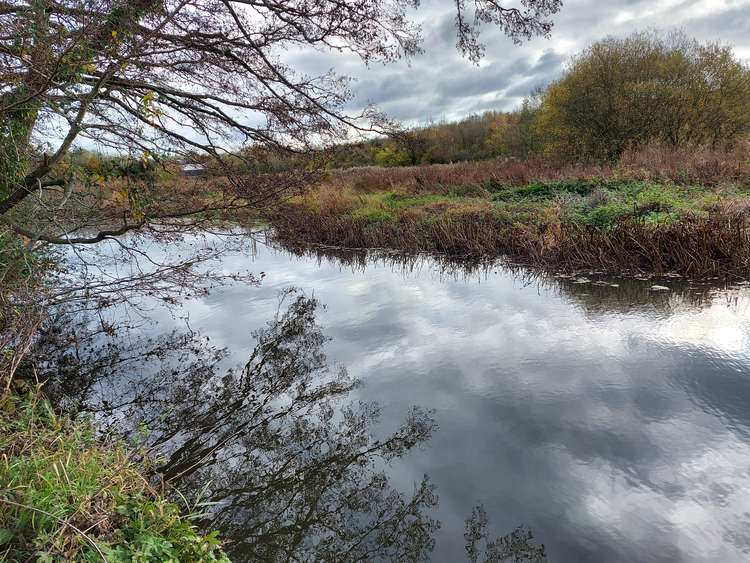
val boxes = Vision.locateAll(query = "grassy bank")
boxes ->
[268,147,750,277]
[0,389,230,562]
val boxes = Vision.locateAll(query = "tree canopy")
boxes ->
[0,0,563,235]
[535,31,750,161]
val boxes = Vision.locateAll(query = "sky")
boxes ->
[282,0,750,126]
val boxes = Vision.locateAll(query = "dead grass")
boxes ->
[325,159,613,194]
[618,141,750,186]
[268,143,750,277]
[320,142,750,195]
[272,201,750,276]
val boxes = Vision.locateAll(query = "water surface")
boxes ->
[60,232,750,562]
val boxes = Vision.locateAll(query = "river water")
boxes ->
[58,231,750,562]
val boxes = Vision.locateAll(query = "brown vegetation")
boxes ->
[268,144,750,277]
[271,203,750,277]
[322,141,750,194]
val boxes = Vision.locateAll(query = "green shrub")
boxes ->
[351,207,395,224]
[642,211,681,225]
[493,180,595,202]
[374,145,410,167]
[447,184,490,198]
[634,183,683,211]
[481,178,510,193]
[381,192,465,209]
[583,202,632,226]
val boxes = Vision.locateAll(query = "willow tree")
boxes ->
[0,0,562,243]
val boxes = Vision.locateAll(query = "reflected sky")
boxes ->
[82,232,750,562]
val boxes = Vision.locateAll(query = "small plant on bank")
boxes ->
[583,202,633,227]
[0,389,230,562]
[351,207,396,224]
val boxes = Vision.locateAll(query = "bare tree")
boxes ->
[454,0,562,63]
[0,0,562,244]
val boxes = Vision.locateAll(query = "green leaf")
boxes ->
[0,528,13,545]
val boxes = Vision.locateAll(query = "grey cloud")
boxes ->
[298,0,750,125]
[433,9,460,49]
[379,96,436,120]
[503,80,539,98]
[355,75,421,105]
[532,49,566,74]
[436,66,516,99]
[682,5,750,51]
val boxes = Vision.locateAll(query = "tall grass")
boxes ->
[321,142,750,194]
[0,389,230,562]
[269,144,750,277]
[618,142,750,186]
[271,201,750,276]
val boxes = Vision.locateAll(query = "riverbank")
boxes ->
[268,150,750,277]
[0,388,230,561]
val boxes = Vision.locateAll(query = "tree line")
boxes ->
[318,31,750,168]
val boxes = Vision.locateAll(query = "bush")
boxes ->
[584,202,632,227]
[634,183,683,212]
[536,31,750,161]
[493,180,595,201]
[374,145,410,167]
[351,207,395,224]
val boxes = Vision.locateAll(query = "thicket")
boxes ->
[536,31,750,161]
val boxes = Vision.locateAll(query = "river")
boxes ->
[54,230,750,562]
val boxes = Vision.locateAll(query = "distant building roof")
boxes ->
[181,163,205,172]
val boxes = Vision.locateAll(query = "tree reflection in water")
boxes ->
[29,290,545,562]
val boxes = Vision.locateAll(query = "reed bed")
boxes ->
[269,143,750,278]
[271,203,750,277]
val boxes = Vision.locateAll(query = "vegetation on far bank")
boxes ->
[213,31,750,172]
[268,143,750,277]
[4,26,749,282]
[0,387,230,562]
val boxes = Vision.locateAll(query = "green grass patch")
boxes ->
[0,389,230,562]
[290,177,732,233]
[582,202,633,227]
[351,207,395,224]
[492,180,598,202]
[380,192,467,209]
[569,181,715,226]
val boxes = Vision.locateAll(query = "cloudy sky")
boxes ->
[283,0,750,126]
